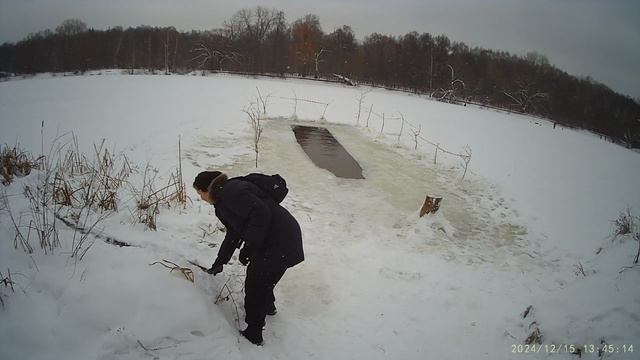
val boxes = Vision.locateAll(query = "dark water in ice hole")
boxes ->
[292,125,365,179]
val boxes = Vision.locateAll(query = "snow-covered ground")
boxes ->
[1,72,639,359]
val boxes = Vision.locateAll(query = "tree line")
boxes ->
[1,8,638,147]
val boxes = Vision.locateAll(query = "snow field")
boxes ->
[0,73,638,359]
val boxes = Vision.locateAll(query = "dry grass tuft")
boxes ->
[1,144,41,185]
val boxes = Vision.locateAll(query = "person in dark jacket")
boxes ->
[193,171,304,346]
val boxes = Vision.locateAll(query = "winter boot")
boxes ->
[240,325,263,346]
[266,304,277,316]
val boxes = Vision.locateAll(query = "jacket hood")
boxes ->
[207,172,228,202]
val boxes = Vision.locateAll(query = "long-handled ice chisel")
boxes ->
[187,260,210,273]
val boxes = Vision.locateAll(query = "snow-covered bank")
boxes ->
[1,73,638,359]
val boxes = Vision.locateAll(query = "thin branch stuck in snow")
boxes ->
[149,259,195,283]
[215,276,241,329]
[244,102,264,168]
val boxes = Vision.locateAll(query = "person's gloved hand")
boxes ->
[207,264,223,275]
[239,246,251,266]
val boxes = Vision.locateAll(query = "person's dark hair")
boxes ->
[193,171,221,192]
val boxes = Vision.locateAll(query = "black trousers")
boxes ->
[244,264,286,327]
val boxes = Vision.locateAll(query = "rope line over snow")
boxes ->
[254,87,472,180]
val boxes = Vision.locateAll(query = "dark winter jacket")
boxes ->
[210,176,304,270]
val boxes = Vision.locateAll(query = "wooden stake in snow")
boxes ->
[419,195,442,217]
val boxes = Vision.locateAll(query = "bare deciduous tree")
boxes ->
[356,89,371,125]
[434,64,465,103]
[356,94,363,125]
[524,51,550,68]
[55,19,87,36]
[224,6,282,43]
[256,87,271,115]
[190,41,241,71]
[224,6,285,72]
[244,102,264,168]
[411,124,421,150]
[129,34,136,74]
[161,28,178,74]
[503,81,549,113]
[292,14,323,76]
[314,48,328,78]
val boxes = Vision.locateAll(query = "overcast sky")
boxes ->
[1,0,638,99]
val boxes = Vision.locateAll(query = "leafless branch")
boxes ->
[356,90,371,125]
[190,41,242,71]
[215,277,241,328]
[255,87,272,115]
[461,146,472,181]
[619,264,639,274]
[574,262,587,277]
[136,339,176,352]
[149,259,195,283]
